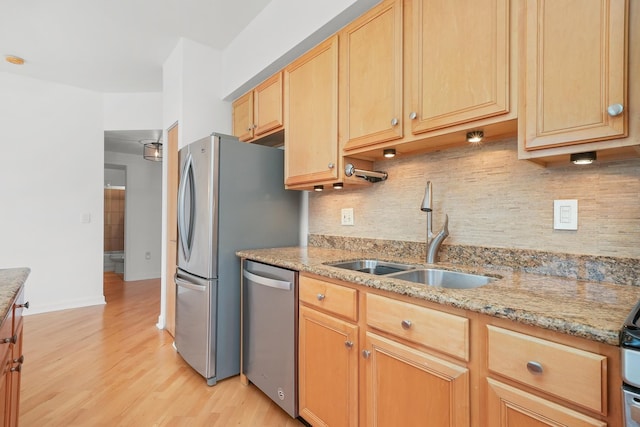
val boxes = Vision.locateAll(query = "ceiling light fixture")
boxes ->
[383,148,396,158]
[313,185,324,192]
[466,130,484,143]
[570,151,597,165]
[5,55,25,65]
[141,136,163,162]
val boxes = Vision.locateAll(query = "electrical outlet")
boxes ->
[145,251,151,260]
[341,208,354,226]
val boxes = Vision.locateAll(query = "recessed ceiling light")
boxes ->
[5,55,25,65]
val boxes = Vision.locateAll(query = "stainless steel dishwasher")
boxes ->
[242,260,298,418]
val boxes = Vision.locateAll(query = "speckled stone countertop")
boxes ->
[0,268,29,322]
[237,247,640,346]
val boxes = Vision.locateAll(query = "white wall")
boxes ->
[103,92,163,130]
[221,0,381,99]
[104,151,163,280]
[0,72,105,314]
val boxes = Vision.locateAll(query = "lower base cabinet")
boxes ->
[364,332,469,426]
[486,379,606,427]
[298,305,359,427]
[297,273,620,426]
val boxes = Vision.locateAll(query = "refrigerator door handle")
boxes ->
[243,269,292,291]
[177,153,195,261]
[175,274,207,292]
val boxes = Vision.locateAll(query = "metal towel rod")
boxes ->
[344,163,388,183]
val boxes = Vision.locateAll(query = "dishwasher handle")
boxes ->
[243,269,292,291]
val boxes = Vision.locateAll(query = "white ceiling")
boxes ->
[1,0,272,156]
[0,0,271,93]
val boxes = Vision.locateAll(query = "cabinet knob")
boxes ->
[327,162,335,169]
[526,361,544,375]
[607,104,624,117]
[16,301,29,309]
[12,355,24,364]
[316,293,325,301]
[409,112,417,120]
[391,118,399,127]
[362,350,371,359]
[246,126,253,131]
[401,319,412,330]
[10,364,21,373]
[344,341,354,349]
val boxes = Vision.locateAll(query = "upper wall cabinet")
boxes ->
[343,0,517,160]
[410,0,510,134]
[518,0,632,163]
[232,72,283,142]
[284,36,340,187]
[340,0,403,152]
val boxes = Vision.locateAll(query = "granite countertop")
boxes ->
[237,246,640,346]
[0,268,29,322]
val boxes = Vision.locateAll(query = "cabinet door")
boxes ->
[299,305,358,427]
[232,91,254,142]
[486,379,606,427]
[341,0,403,151]
[364,332,469,427]
[284,36,339,187]
[520,0,627,151]
[254,72,283,137]
[410,0,510,134]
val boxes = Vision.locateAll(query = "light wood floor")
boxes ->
[19,272,305,426]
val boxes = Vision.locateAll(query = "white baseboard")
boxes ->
[24,296,106,315]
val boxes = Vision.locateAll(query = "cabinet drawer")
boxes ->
[299,276,357,321]
[366,293,469,361]
[487,325,606,413]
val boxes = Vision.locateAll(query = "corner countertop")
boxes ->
[0,268,29,322]
[237,246,640,346]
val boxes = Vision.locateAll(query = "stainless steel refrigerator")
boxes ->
[175,133,300,386]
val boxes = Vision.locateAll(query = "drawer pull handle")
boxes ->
[362,350,371,359]
[526,361,544,375]
[401,320,412,330]
[316,293,325,301]
[2,335,17,345]
[344,341,354,349]
[16,301,29,309]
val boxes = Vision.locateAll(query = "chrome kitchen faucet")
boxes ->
[420,181,449,264]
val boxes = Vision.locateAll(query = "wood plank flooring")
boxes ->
[19,272,304,426]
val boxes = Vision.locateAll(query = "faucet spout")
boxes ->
[426,214,448,264]
[420,181,449,264]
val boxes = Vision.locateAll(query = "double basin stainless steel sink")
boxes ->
[325,259,496,289]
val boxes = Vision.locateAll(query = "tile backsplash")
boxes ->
[309,137,640,259]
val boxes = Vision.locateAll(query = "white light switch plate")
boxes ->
[341,208,354,226]
[554,199,578,230]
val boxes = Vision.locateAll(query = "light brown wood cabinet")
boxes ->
[0,286,26,427]
[343,0,517,160]
[299,274,470,426]
[340,0,404,152]
[486,379,607,427]
[363,293,470,427]
[284,36,340,188]
[409,0,511,135]
[297,272,623,426]
[298,275,359,426]
[518,0,631,163]
[232,72,283,142]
